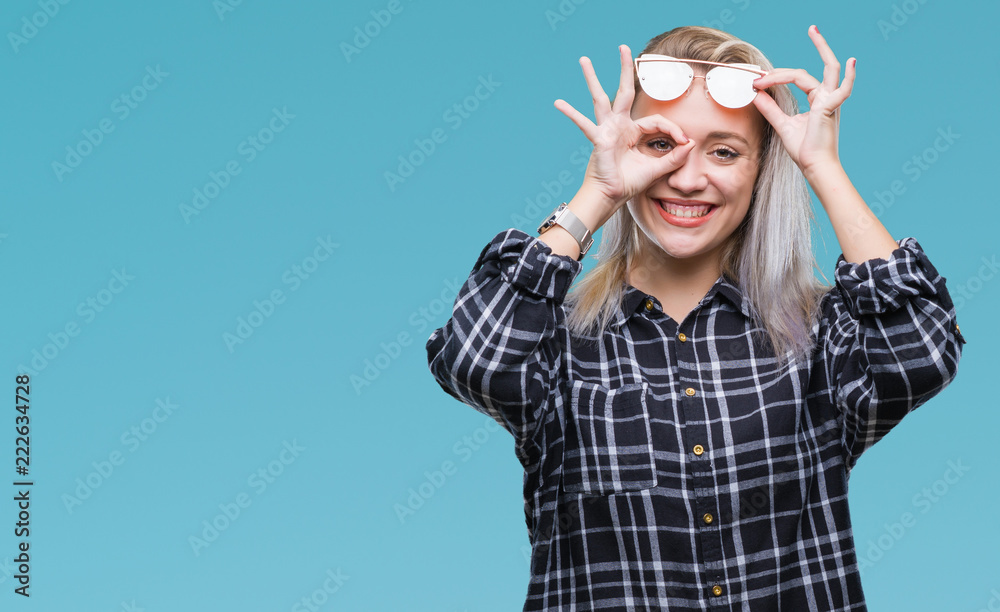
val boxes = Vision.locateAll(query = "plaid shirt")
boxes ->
[425,228,965,611]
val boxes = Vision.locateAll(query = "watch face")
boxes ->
[538,204,565,233]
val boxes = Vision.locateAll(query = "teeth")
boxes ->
[659,200,712,218]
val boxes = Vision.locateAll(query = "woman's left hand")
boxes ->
[750,25,856,178]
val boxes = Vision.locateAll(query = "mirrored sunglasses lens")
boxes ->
[705,66,758,108]
[637,61,692,101]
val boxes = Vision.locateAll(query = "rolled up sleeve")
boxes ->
[425,228,582,461]
[821,237,966,471]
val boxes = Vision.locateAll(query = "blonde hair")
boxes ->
[564,26,830,364]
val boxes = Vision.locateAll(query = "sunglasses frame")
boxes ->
[633,54,769,108]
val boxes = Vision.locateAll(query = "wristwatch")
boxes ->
[537,202,594,261]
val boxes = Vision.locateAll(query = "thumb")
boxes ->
[751,90,787,132]
[652,138,695,175]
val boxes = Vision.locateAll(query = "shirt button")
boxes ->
[684,387,696,397]
[644,298,654,311]
[703,513,714,525]
[693,444,704,456]
[678,332,687,342]
[711,585,723,596]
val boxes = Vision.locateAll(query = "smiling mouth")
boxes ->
[655,199,717,218]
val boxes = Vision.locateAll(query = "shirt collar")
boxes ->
[611,273,751,329]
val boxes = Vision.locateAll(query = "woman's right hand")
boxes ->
[554,44,697,220]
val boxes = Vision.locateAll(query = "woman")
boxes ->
[425,25,965,610]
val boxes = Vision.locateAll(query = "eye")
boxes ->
[712,146,740,160]
[645,137,676,153]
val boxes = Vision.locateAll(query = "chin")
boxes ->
[656,236,714,260]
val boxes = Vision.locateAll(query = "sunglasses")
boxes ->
[634,54,768,109]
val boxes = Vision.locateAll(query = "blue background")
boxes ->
[2,0,997,610]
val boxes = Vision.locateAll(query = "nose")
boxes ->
[664,141,709,194]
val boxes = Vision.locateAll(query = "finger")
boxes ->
[633,113,688,145]
[836,57,857,102]
[554,99,599,142]
[579,56,613,124]
[816,56,857,116]
[750,90,788,132]
[611,44,636,114]
[652,138,696,174]
[753,68,821,96]
[808,25,842,91]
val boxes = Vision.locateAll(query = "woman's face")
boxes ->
[627,74,766,268]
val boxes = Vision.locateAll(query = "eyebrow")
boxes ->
[707,131,752,148]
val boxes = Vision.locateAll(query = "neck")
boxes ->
[626,240,727,316]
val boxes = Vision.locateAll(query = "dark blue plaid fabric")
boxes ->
[425,228,965,611]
